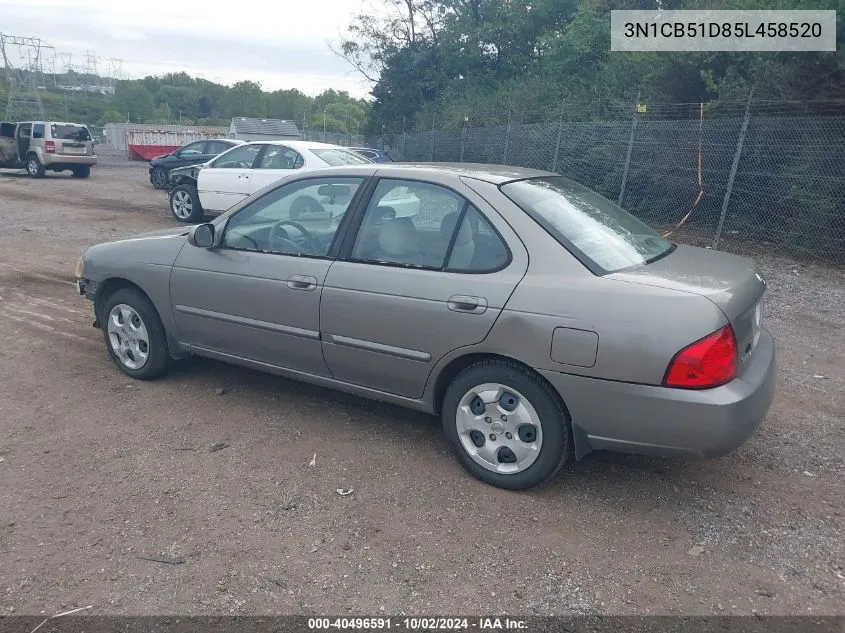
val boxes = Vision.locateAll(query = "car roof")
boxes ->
[14,121,88,126]
[380,162,554,184]
[292,162,556,184]
[239,140,358,151]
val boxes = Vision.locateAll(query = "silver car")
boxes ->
[75,164,776,490]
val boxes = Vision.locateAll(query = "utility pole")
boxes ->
[323,109,327,142]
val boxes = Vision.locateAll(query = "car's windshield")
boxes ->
[50,124,91,141]
[501,176,674,274]
[310,148,372,166]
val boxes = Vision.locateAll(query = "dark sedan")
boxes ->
[148,139,242,189]
[349,147,392,163]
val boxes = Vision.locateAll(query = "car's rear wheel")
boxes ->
[441,360,571,490]
[150,167,167,189]
[26,155,45,178]
[169,183,204,223]
[101,287,171,380]
[71,165,91,178]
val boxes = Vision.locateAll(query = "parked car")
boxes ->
[75,164,775,490]
[166,140,389,223]
[349,147,392,163]
[0,120,97,178]
[148,138,243,189]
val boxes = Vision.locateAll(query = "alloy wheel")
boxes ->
[107,303,150,370]
[171,190,193,219]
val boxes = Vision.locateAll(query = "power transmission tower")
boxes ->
[1,33,55,120]
[106,58,123,93]
[83,49,97,93]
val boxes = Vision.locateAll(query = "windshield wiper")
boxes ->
[644,243,677,265]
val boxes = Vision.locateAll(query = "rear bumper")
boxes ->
[540,329,776,459]
[43,154,97,167]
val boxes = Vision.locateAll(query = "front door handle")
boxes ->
[447,295,488,314]
[287,274,318,291]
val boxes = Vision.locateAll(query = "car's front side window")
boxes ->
[180,142,205,156]
[211,144,261,169]
[221,177,364,257]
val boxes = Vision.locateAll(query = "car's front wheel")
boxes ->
[101,287,171,379]
[441,360,572,490]
[149,167,167,189]
[169,183,204,223]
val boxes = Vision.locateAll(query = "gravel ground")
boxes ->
[0,150,843,618]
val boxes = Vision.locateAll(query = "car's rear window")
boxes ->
[501,176,674,274]
[310,148,372,166]
[50,124,91,141]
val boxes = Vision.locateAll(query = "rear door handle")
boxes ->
[287,274,318,291]
[447,295,488,314]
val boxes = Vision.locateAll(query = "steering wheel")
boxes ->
[269,220,321,254]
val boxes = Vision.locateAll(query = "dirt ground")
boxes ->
[0,149,843,618]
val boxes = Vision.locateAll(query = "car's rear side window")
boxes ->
[32,124,45,139]
[311,149,372,166]
[501,176,674,274]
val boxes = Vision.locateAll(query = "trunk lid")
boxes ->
[609,245,766,369]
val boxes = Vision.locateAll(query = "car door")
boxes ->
[170,174,366,375]
[197,143,262,212]
[248,144,304,194]
[320,177,527,399]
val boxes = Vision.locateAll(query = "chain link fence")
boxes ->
[374,99,845,265]
[301,130,366,147]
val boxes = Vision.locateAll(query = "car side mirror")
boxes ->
[189,223,215,248]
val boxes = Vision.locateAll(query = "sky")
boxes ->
[0,0,374,97]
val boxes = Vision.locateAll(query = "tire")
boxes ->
[71,165,91,179]
[101,287,172,380]
[149,167,167,189]
[26,155,46,178]
[169,183,204,223]
[441,360,572,490]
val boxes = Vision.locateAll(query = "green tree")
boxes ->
[113,83,155,122]
[225,80,266,117]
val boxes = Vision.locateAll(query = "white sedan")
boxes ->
[167,140,419,223]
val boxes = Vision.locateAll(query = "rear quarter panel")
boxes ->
[431,178,728,387]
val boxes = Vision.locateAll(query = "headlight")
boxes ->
[74,255,85,278]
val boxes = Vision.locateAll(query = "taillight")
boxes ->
[663,324,737,389]
[45,141,55,153]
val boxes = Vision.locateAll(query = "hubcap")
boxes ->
[107,304,150,370]
[28,160,38,175]
[152,169,166,187]
[172,190,192,219]
[456,383,543,475]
